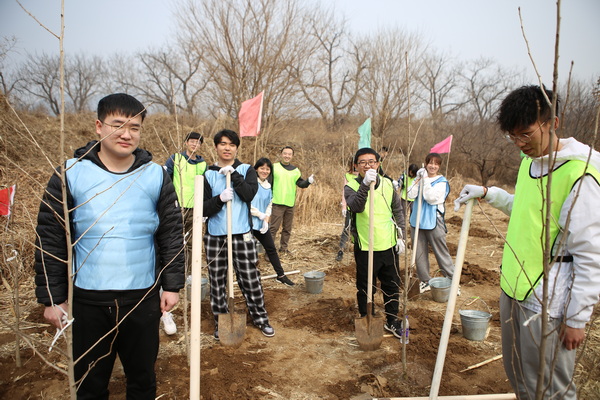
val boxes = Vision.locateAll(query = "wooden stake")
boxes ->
[460,354,503,373]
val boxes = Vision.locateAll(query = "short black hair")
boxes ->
[353,147,380,164]
[497,85,558,133]
[213,129,240,147]
[408,164,419,177]
[185,131,203,143]
[97,93,146,122]
[281,146,294,154]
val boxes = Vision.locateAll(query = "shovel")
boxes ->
[355,181,384,351]
[218,172,246,347]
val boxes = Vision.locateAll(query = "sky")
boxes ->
[1,0,598,84]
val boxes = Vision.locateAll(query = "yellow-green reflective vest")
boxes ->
[172,153,206,208]
[346,177,396,251]
[272,162,301,207]
[401,175,416,201]
[501,158,600,301]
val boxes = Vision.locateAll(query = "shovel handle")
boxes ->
[226,172,234,301]
[367,181,375,305]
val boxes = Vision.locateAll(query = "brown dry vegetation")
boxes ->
[0,110,599,399]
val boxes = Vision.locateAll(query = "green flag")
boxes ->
[357,118,371,149]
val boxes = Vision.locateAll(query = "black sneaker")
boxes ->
[276,275,295,286]
[336,251,343,262]
[384,319,404,339]
[256,323,275,337]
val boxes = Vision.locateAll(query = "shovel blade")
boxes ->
[355,313,384,351]
[218,312,246,348]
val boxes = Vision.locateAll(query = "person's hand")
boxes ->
[395,239,405,254]
[260,220,269,234]
[363,169,377,186]
[561,325,586,350]
[392,180,399,190]
[416,168,427,179]
[219,187,234,202]
[160,291,180,313]
[308,174,315,184]
[218,165,235,175]
[44,303,69,329]
[453,184,486,211]
[342,208,347,218]
[258,212,267,220]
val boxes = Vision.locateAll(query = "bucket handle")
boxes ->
[458,296,491,315]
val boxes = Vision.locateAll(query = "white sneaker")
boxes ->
[457,286,461,296]
[161,311,177,335]
[419,281,431,293]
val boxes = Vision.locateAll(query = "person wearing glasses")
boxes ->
[162,131,207,334]
[344,148,406,339]
[269,146,314,255]
[454,85,600,400]
[407,152,455,294]
[34,93,185,398]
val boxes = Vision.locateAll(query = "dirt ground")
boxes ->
[0,202,597,399]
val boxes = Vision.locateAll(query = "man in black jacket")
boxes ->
[34,93,185,399]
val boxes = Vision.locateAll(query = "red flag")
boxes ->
[0,185,16,216]
[238,91,264,137]
[430,135,453,154]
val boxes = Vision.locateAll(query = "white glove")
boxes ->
[308,174,315,184]
[257,212,267,220]
[342,208,347,217]
[453,184,486,211]
[218,165,235,175]
[395,239,405,254]
[392,180,399,190]
[363,169,377,185]
[416,168,427,179]
[219,187,234,202]
[260,220,269,234]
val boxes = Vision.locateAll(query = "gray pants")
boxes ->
[270,204,295,251]
[411,213,454,282]
[500,292,577,399]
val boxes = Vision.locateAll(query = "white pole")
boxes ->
[189,175,204,400]
[429,199,475,399]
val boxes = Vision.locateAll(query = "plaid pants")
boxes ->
[204,232,269,325]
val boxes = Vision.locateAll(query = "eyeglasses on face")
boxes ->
[357,159,379,166]
[505,119,548,144]
[101,120,142,135]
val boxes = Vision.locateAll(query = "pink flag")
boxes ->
[0,185,16,216]
[238,91,264,137]
[430,135,453,154]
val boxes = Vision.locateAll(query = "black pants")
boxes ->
[354,247,400,323]
[253,229,285,276]
[73,295,160,400]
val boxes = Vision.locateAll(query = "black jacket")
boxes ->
[34,140,185,306]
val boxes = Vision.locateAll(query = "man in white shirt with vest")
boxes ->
[454,85,600,399]
[203,129,274,339]
[344,147,406,339]
[269,146,314,254]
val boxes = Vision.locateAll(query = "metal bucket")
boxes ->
[304,271,326,294]
[429,277,452,303]
[459,297,492,341]
[186,276,209,301]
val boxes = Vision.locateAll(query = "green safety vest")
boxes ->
[346,177,396,251]
[501,158,600,301]
[401,174,416,201]
[172,153,206,208]
[272,162,301,207]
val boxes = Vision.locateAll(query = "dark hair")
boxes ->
[254,157,273,172]
[213,129,240,147]
[497,85,558,133]
[281,146,294,154]
[185,131,203,143]
[353,147,380,164]
[408,164,419,177]
[425,153,442,165]
[97,93,146,122]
